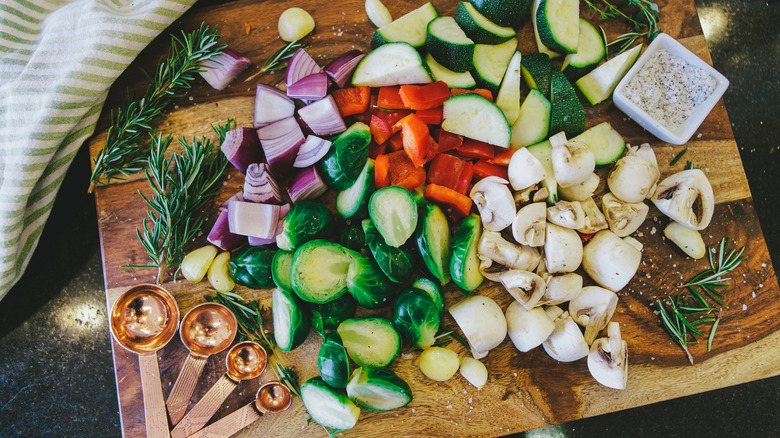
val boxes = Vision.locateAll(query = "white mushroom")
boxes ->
[549,132,596,188]
[505,301,554,352]
[544,305,565,321]
[651,169,715,230]
[449,295,507,359]
[602,192,649,237]
[541,273,583,305]
[582,230,642,292]
[576,197,609,234]
[568,286,618,344]
[547,200,586,229]
[483,270,546,310]
[544,223,583,274]
[607,144,660,203]
[478,230,541,271]
[470,177,516,231]
[532,187,550,203]
[587,322,627,390]
[542,311,590,362]
[512,202,546,247]
[508,147,547,191]
[558,173,600,202]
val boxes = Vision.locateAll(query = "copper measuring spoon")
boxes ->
[170,341,267,438]
[167,302,238,425]
[110,284,180,438]
[187,382,293,438]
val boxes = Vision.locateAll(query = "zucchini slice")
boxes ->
[415,203,451,285]
[535,0,580,54]
[272,287,311,351]
[368,186,418,247]
[449,214,484,292]
[472,38,518,93]
[271,249,294,291]
[338,317,401,368]
[525,140,558,204]
[562,19,606,81]
[572,122,626,165]
[301,377,360,430]
[352,42,433,87]
[549,69,586,138]
[425,53,477,88]
[336,158,375,219]
[318,332,350,388]
[471,0,534,28]
[291,240,355,304]
[454,1,516,45]
[371,1,438,48]
[521,52,553,99]
[576,44,643,105]
[510,89,551,148]
[426,16,475,73]
[346,368,412,411]
[442,94,511,148]
[531,0,561,59]
[496,51,522,125]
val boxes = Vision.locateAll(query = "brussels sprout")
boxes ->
[272,287,310,351]
[415,203,451,284]
[393,289,440,350]
[339,220,366,252]
[346,367,413,411]
[291,240,355,304]
[346,256,398,309]
[450,214,484,292]
[228,246,276,289]
[411,277,444,317]
[318,331,350,388]
[361,219,414,283]
[271,249,294,291]
[311,293,357,336]
[317,122,371,191]
[338,317,401,368]
[301,377,360,431]
[276,200,335,251]
[336,158,375,219]
[368,186,418,247]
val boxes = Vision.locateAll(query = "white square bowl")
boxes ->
[612,33,729,145]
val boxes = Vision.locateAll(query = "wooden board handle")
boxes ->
[138,352,171,438]
[166,354,208,426]
[170,374,236,438]
[187,404,261,438]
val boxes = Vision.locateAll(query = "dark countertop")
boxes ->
[0,0,778,436]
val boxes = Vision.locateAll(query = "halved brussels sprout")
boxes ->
[301,377,360,431]
[276,200,335,251]
[272,287,311,351]
[362,219,415,283]
[291,240,355,303]
[318,331,350,388]
[393,289,440,350]
[228,246,276,289]
[338,317,401,368]
[311,293,357,336]
[346,367,413,411]
[415,203,451,285]
[317,122,371,191]
[346,255,398,309]
[271,249,294,291]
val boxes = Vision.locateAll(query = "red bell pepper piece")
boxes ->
[472,159,509,180]
[370,115,393,145]
[399,81,451,110]
[454,161,473,195]
[369,140,386,159]
[487,147,515,167]
[450,88,494,101]
[377,86,409,110]
[425,184,473,217]
[428,154,467,190]
[386,150,426,190]
[436,129,464,153]
[332,86,370,116]
[458,139,495,159]
[392,113,430,168]
[415,107,443,124]
[375,154,391,189]
[387,131,404,152]
[373,108,411,128]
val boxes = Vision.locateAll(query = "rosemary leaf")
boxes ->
[670,148,689,165]
[707,315,721,351]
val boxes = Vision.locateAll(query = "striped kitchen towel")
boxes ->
[0,0,196,301]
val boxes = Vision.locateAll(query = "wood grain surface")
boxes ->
[90,0,780,436]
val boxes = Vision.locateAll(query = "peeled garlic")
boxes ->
[459,357,488,389]
[664,221,706,259]
[365,0,392,28]
[181,245,218,283]
[278,8,315,42]
[208,252,235,292]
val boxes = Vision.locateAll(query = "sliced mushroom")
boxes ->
[505,301,554,352]
[470,177,517,231]
[544,305,565,321]
[576,197,609,234]
[602,192,649,237]
[582,230,642,292]
[544,223,583,274]
[542,311,590,362]
[587,322,627,390]
[514,184,537,205]
[487,270,546,310]
[449,295,507,359]
[651,169,715,230]
[568,286,618,344]
[508,147,547,191]
[541,273,583,305]
[607,144,660,203]
[512,202,546,247]
[532,187,550,203]
[558,173,600,201]
[549,132,596,188]
[547,200,586,229]
[478,230,542,271]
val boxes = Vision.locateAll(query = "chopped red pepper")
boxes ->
[415,107,443,124]
[425,184,473,217]
[392,113,430,168]
[369,115,393,145]
[375,154,391,188]
[454,161,473,195]
[450,88,494,101]
[472,159,509,180]
[428,154,468,190]
[399,81,451,110]
[458,139,495,160]
[377,86,409,110]
[373,108,411,128]
[436,129,464,153]
[331,86,370,116]
[386,150,426,190]
[578,231,595,243]
[387,131,404,152]
[487,147,515,167]
[368,140,386,159]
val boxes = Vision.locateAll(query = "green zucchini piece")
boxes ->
[572,122,626,165]
[317,122,371,191]
[353,42,433,87]
[411,277,445,316]
[291,240,355,304]
[454,1,516,45]
[228,246,276,289]
[368,186,418,248]
[336,158,375,219]
[338,317,401,368]
[526,140,558,204]
[442,94,511,148]
[272,287,310,351]
[361,219,415,283]
[425,53,477,88]
[471,0,533,28]
[318,331,350,388]
[301,377,360,430]
[549,69,586,138]
[510,89,551,148]
[271,249,294,291]
[531,0,561,59]
[371,1,438,49]
[415,203,451,285]
[472,38,517,94]
[346,367,413,411]
[561,19,606,81]
[425,16,475,74]
[576,44,643,105]
[346,255,397,309]
[521,52,552,99]
[311,293,357,336]
[535,0,579,54]
[275,200,335,251]
[449,215,484,292]
[393,288,440,350]
[496,51,522,125]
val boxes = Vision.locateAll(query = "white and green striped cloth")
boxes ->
[0,0,196,301]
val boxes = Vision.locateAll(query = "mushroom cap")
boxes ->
[607,145,660,203]
[559,173,600,202]
[576,197,609,235]
[508,147,547,191]
[550,132,596,188]
[651,169,715,230]
[587,322,627,389]
[478,230,542,271]
[544,223,583,274]
[449,295,507,359]
[506,301,555,352]
[542,312,590,362]
[542,272,583,305]
[602,192,650,237]
[568,286,619,344]
[491,269,546,310]
[547,200,586,229]
[470,177,516,232]
[512,202,547,247]
[582,230,642,292]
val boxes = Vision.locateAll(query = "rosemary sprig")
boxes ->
[89,24,225,190]
[205,291,301,397]
[133,119,232,282]
[244,40,306,83]
[586,0,662,55]
[670,148,689,165]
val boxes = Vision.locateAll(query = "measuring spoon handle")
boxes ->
[138,352,171,438]
[170,374,236,438]
[187,404,262,438]
[167,354,208,425]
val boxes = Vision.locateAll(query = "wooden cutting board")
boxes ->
[90,0,780,436]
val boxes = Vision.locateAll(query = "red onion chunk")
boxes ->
[297,96,346,136]
[200,48,252,91]
[227,200,280,238]
[294,135,332,168]
[256,117,305,175]
[254,84,296,128]
[221,127,261,173]
[248,204,291,246]
[325,50,366,88]
[219,191,244,212]
[285,48,322,88]
[287,72,329,100]
[287,166,328,203]
[208,209,247,251]
[244,163,282,204]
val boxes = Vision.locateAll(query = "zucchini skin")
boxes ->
[549,69,586,138]
[471,0,534,28]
